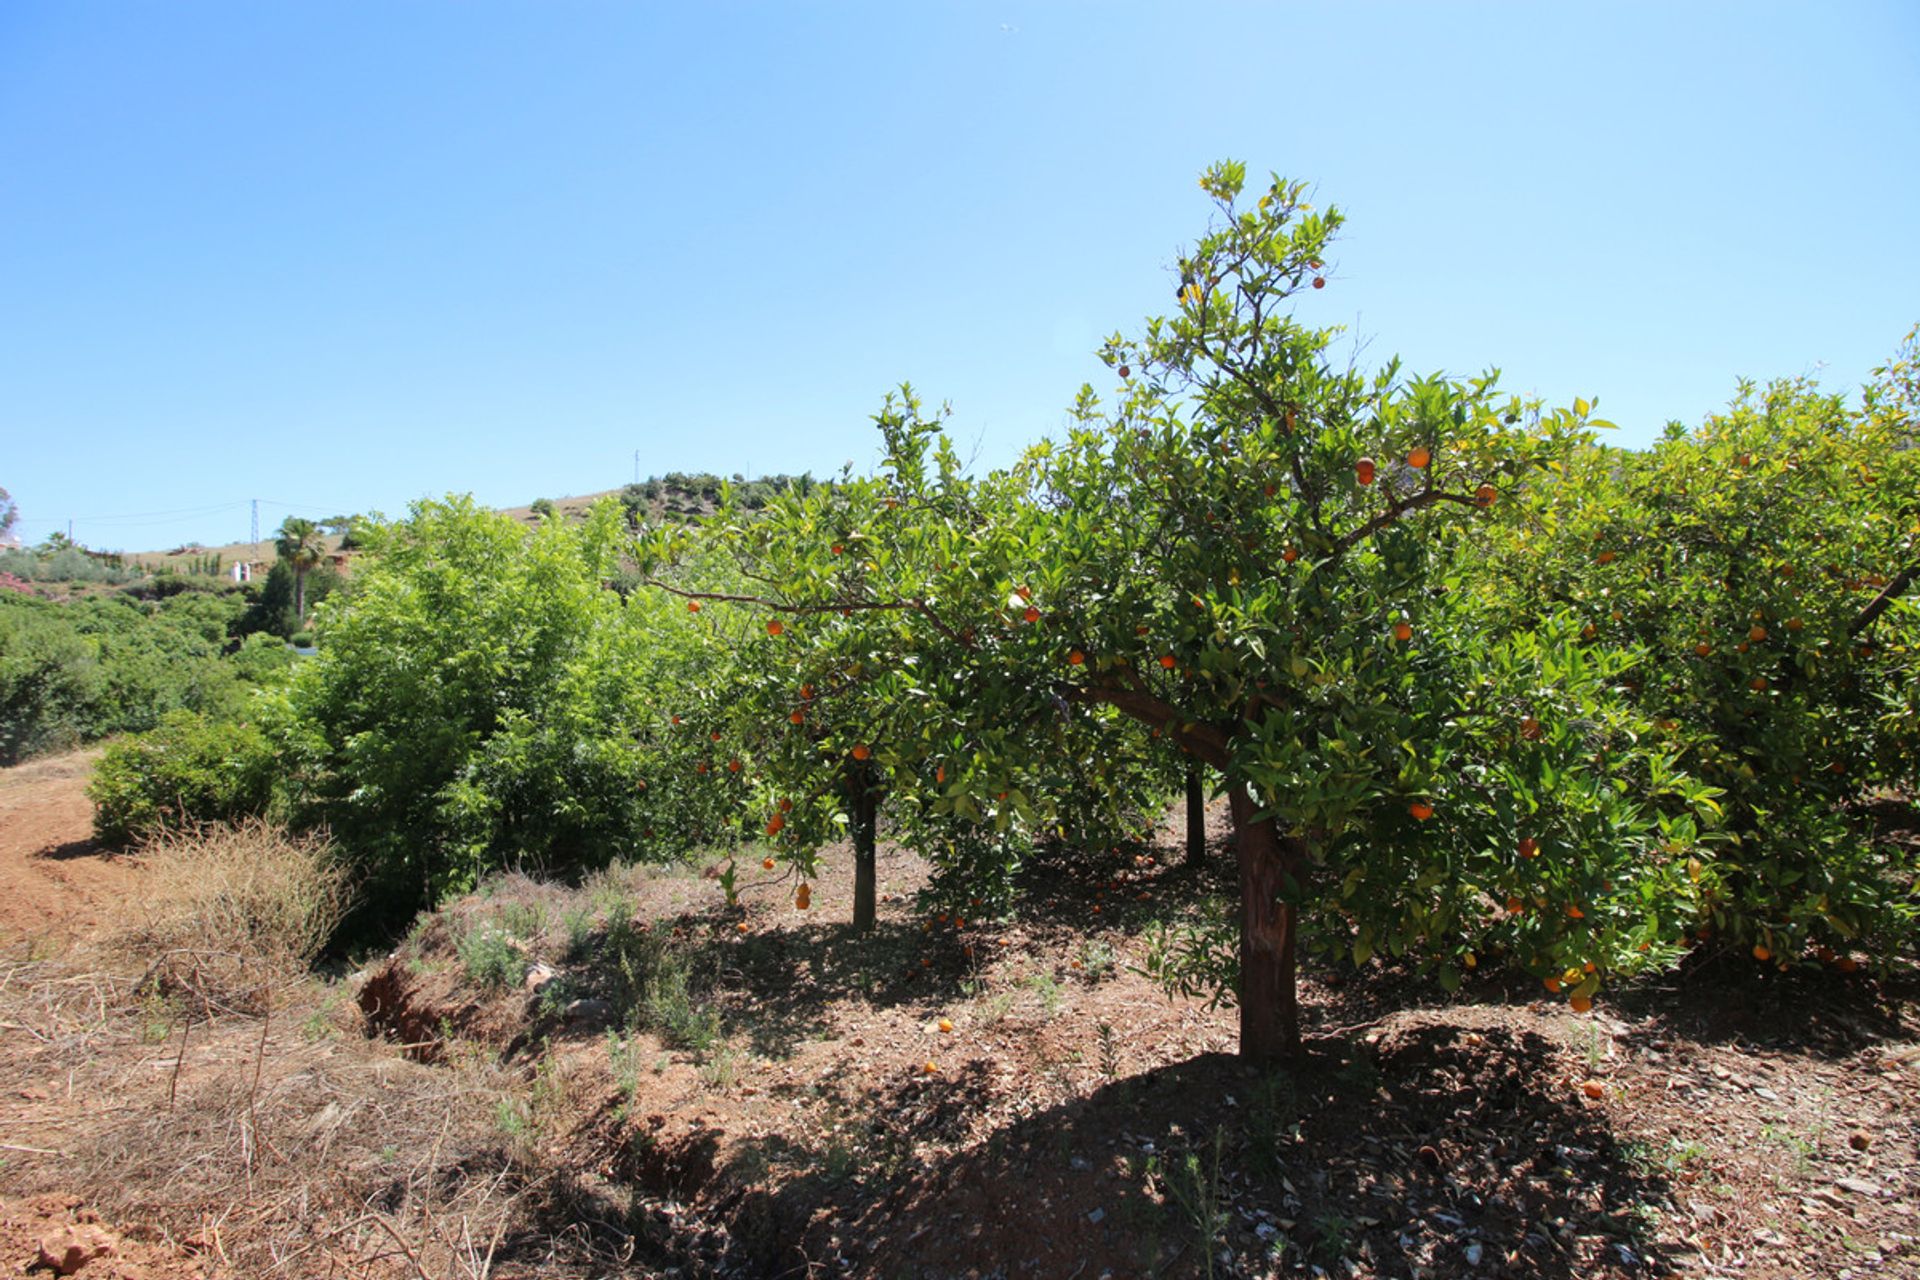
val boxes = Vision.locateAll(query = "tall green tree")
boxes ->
[271,497,719,920]
[904,164,1716,1058]
[275,517,326,624]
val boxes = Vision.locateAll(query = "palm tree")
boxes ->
[275,517,326,624]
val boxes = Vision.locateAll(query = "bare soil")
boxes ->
[0,750,143,947]
[1,756,1915,1279]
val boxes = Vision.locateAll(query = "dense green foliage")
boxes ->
[0,587,274,764]
[239,558,342,639]
[1476,364,1920,961]
[269,496,718,925]
[88,709,279,846]
[639,399,1174,928]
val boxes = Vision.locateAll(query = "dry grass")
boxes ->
[110,820,351,1016]
[0,952,553,1278]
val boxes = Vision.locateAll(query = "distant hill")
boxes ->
[110,473,821,569]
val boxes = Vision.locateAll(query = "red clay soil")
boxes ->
[0,750,147,949]
[0,1195,211,1279]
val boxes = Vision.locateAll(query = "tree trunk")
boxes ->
[1185,765,1207,867]
[1228,785,1302,1061]
[850,766,879,933]
[294,567,307,625]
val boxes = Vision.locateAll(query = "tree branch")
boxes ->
[1064,681,1232,770]
[1850,558,1919,637]
[1333,488,1485,553]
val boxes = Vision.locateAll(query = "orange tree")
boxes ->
[1472,348,1920,965]
[963,163,1721,1059]
[634,392,1166,931]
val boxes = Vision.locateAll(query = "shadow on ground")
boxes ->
[508,1020,1677,1279]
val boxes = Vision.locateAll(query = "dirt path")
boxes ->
[0,750,147,948]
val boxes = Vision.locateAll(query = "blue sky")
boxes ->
[3,1,1916,552]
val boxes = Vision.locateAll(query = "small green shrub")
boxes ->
[458,924,528,990]
[89,710,278,847]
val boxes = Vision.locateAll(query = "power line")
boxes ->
[13,500,250,526]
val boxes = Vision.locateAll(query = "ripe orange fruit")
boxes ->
[1409,801,1434,821]
[766,817,783,837]
[762,855,776,869]
[779,797,793,812]
[922,1060,939,1075]
[688,601,702,613]
[1752,944,1770,961]
[1119,365,1130,378]
[1356,457,1377,486]
[1474,484,1497,508]
[710,730,722,742]
[795,884,811,911]
[696,761,709,775]
[1567,904,1585,919]
[1518,837,1539,859]
[1838,956,1859,973]
[1749,624,1768,643]
[1786,617,1804,632]
[937,1017,953,1034]
[789,710,804,725]
[1393,622,1413,642]
[851,743,871,761]
[1312,276,1326,289]
[1520,716,1543,740]
[935,766,946,784]
[1749,676,1768,692]
[736,922,749,935]
[1569,994,1593,1013]
[1505,895,1524,913]
[1282,546,1299,564]
[767,620,784,637]
[1581,1080,1605,1099]
[1596,551,1616,565]
[728,759,743,773]
[1159,654,1177,669]
[1068,650,1085,666]
[1407,445,1431,469]
[831,543,844,555]
[1544,976,1561,993]
[1023,606,1041,624]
